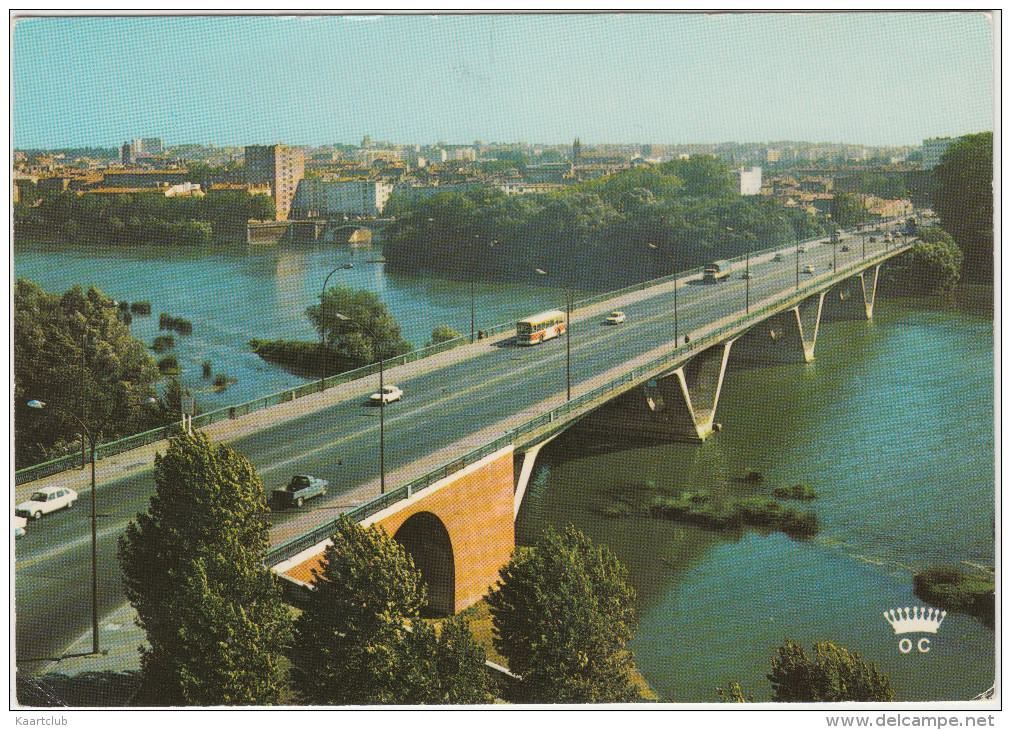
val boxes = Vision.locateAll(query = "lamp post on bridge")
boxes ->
[335,313,386,494]
[26,395,155,657]
[318,266,344,391]
[647,243,679,342]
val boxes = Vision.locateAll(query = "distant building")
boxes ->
[121,142,135,165]
[573,137,582,166]
[921,137,955,170]
[245,144,305,220]
[290,179,393,219]
[734,166,763,195]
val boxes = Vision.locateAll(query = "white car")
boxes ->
[803,265,815,274]
[605,310,626,325]
[15,486,78,520]
[370,385,403,404]
[14,515,27,538]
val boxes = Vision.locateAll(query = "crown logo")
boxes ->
[883,606,947,635]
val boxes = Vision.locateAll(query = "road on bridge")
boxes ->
[14,227,907,666]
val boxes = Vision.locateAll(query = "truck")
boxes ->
[703,260,732,282]
[273,474,328,509]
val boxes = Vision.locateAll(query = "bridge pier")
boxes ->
[821,265,880,321]
[731,291,826,364]
[573,341,734,442]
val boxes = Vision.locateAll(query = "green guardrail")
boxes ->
[264,243,910,566]
[15,232,908,487]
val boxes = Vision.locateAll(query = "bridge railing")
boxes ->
[14,230,906,486]
[265,243,911,566]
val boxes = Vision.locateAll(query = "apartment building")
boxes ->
[290,179,393,219]
[245,144,306,219]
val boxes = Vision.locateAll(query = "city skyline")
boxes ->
[12,12,994,150]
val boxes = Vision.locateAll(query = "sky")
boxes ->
[10,11,995,150]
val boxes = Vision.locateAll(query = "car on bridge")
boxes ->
[773,253,786,262]
[804,265,815,274]
[371,385,403,404]
[273,475,328,509]
[605,310,626,324]
[15,486,78,520]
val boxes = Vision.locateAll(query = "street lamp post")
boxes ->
[647,243,679,342]
[535,268,571,400]
[27,400,99,655]
[335,314,386,493]
[796,240,801,290]
[319,267,343,391]
[745,240,751,314]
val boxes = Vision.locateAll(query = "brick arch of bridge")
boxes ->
[278,446,515,615]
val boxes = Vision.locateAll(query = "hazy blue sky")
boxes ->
[12,12,994,149]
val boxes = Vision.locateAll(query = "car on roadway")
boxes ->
[803,265,815,274]
[841,245,850,252]
[370,385,403,404]
[14,515,27,538]
[15,486,78,520]
[773,253,785,262]
[605,310,626,324]
[798,245,807,253]
[869,236,876,243]
[741,271,752,279]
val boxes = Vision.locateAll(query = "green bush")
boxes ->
[130,300,152,315]
[201,360,212,378]
[212,373,230,388]
[651,491,818,537]
[159,314,193,335]
[913,566,994,624]
[249,338,359,377]
[157,355,180,374]
[151,335,175,353]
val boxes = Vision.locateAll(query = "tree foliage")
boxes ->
[118,433,292,705]
[14,188,275,244]
[932,132,993,282]
[428,325,462,347]
[767,640,894,702]
[486,525,643,703]
[305,285,413,365]
[14,278,174,468]
[880,226,963,294]
[288,515,490,705]
[830,192,867,228]
[384,156,823,289]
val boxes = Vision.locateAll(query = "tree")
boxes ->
[932,132,993,282]
[486,525,643,703]
[14,279,164,468]
[399,616,493,704]
[288,515,491,705]
[830,192,867,228]
[767,640,894,702]
[287,515,425,705]
[881,226,963,294]
[118,433,292,705]
[428,325,461,347]
[305,285,413,365]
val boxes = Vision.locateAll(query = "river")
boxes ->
[13,239,575,412]
[516,287,995,702]
[14,240,995,703]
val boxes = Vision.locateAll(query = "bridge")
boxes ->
[14,227,913,663]
[246,217,392,245]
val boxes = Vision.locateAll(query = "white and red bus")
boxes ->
[516,310,567,345]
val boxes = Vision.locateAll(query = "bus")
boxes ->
[516,310,566,345]
[703,260,732,282]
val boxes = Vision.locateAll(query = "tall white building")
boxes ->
[291,179,393,218]
[734,166,763,195]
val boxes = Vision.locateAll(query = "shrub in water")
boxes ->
[151,335,175,353]
[212,373,230,388]
[130,301,152,315]
[157,355,180,373]
[202,360,212,378]
[773,484,818,501]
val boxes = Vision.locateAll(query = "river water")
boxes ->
[516,288,995,702]
[14,240,995,703]
[13,240,573,412]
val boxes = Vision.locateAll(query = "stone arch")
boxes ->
[393,511,456,616]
